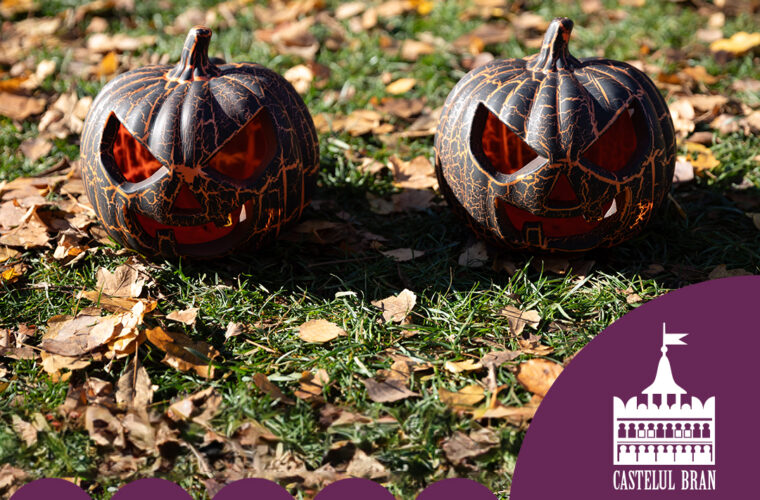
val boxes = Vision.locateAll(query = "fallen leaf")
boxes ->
[95,263,146,297]
[166,307,199,326]
[85,405,125,447]
[673,158,695,184]
[442,428,499,465]
[224,322,244,340]
[234,420,279,446]
[371,288,417,323]
[252,373,294,404]
[167,387,222,425]
[298,319,346,343]
[335,2,365,19]
[294,369,329,402]
[0,92,46,121]
[0,247,19,263]
[458,240,488,268]
[18,138,52,162]
[516,359,563,397]
[385,77,416,94]
[480,350,520,368]
[710,31,760,56]
[284,64,313,94]
[708,264,752,280]
[87,33,157,53]
[39,351,91,375]
[11,415,38,447]
[438,384,485,410]
[390,155,437,190]
[499,305,541,336]
[444,359,483,373]
[370,96,425,119]
[381,247,425,262]
[401,39,435,61]
[364,377,418,403]
[115,362,153,409]
[96,51,119,77]
[144,326,219,379]
[345,449,389,480]
[684,142,720,173]
[0,464,28,497]
[470,403,537,422]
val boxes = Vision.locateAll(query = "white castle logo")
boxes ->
[613,324,715,465]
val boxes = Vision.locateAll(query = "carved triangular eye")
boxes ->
[208,108,277,181]
[106,114,164,183]
[582,104,639,172]
[476,104,538,175]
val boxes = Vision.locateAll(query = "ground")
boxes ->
[0,0,759,499]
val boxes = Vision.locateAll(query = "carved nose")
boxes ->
[546,173,579,208]
[172,182,202,212]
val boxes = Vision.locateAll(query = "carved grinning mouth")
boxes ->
[132,200,255,246]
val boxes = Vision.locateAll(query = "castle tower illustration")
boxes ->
[613,324,715,465]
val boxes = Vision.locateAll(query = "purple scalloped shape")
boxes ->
[417,478,498,499]
[10,477,498,500]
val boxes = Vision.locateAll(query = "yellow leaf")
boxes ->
[0,247,19,263]
[439,384,485,409]
[1,264,24,283]
[516,359,563,397]
[684,142,720,173]
[710,32,760,56]
[385,77,416,95]
[96,51,118,77]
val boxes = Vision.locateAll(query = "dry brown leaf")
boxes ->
[78,290,157,314]
[85,405,125,447]
[39,351,90,375]
[401,39,435,61]
[95,263,146,298]
[389,155,437,190]
[385,77,416,95]
[11,415,38,447]
[517,334,554,356]
[371,288,417,323]
[298,319,346,343]
[224,322,244,340]
[444,359,483,373]
[669,98,696,137]
[0,464,28,497]
[438,384,485,410]
[166,307,199,326]
[0,214,50,249]
[480,350,520,368]
[0,92,46,121]
[294,369,329,402]
[458,240,488,268]
[442,428,499,465]
[673,158,695,185]
[364,377,418,403]
[167,387,222,425]
[144,326,218,379]
[115,362,153,409]
[471,403,537,422]
[0,247,19,263]
[284,64,314,94]
[87,33,157,53]
[253,373,295,404]
[371,96,426,119]
[381,247,425,262]
[708,264,752,280]
[234,420,279,446]
[500,305,541,336]
[19,137,52,162]
[710,31,760,56]
[345,449,389,480]
[516,358,563,397]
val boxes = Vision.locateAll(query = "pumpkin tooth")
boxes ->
[603,198,618,219]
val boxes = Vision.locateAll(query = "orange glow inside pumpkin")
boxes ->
[113,122,163,183]
[481,111,538,175]
[208,109,277,180]
[583,105,637,172]
[499,198,615,239]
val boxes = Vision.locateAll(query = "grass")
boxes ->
[1,0,760,498]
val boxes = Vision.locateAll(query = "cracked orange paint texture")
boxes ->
[81,26,318,258]
[434,17,675,253]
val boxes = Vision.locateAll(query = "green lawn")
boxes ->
[1,1,759,498]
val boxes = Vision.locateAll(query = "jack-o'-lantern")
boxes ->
[81,26,318,258]
[434,18,675,253]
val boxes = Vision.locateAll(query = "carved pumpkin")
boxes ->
[434,18,675,253]
[81,26,318,258]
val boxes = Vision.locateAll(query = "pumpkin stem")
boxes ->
[167,26,221,82]
[527,17,581,72]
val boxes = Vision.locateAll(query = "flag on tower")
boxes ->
[662,323,688,346]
